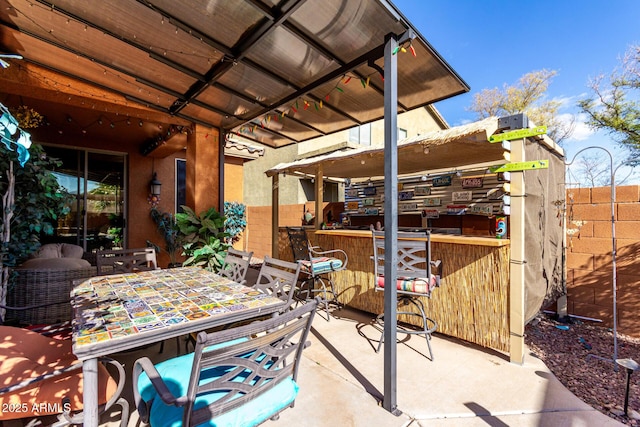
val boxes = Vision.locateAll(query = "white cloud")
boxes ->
[551,110,594,142]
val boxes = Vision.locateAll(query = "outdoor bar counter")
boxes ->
[313,229,511,353]
[269,117,566,363]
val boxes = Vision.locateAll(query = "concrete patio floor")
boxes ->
[98,305,624,427]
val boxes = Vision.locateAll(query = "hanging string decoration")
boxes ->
[392,40,417,57]
[235,46,418,138]
[11,106,44,129]
[0,103,32,166]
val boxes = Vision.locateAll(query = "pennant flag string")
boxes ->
[237,48,417,136]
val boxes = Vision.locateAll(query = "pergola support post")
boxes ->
[315,165,323,230]
[271,174,280,258]
[382,31,399,416]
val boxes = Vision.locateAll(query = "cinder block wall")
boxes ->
[245,202,323,260]
[566,185,640,337]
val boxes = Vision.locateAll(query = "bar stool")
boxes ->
[286,227,348,321]
[371,226,442,360]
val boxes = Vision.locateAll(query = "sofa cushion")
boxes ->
[30,243,84,259]
[0,326,117,420]
[18,257,91,270]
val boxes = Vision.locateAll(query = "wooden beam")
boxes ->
[509,138,526,365]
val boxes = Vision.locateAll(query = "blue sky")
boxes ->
[393,0,640,184]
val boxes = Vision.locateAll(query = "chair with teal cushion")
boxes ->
[132,299,318,427]
[371,226,442,360]
[286,227,348,321]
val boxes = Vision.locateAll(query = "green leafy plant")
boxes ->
[1,143,73,267]
[149,207,181,266]
[174,205,229,271]
[224,201,247,244]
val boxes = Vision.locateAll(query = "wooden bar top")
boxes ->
[314,229,510,247]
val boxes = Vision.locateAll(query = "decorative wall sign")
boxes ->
[363,186,377,196]
[462,177,483,188]
[364,207,379,215]
[424,198,441,207]
[398,191,414,200]
[421,209,440,219]
[447,205,467,215]
[432,174,453,187]
[363,198,375,206]
[490,160,549,173]
[496,172,511,181]
[468,204,493,216]
[452,191,473,202]
[399,202,419,212]
[346,201,360,210]
[414,186,431,196]
[487,188,506,200]
[488,125,547,143]
[346,188,358,197]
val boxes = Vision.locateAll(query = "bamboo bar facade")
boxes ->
[279,229,511,352]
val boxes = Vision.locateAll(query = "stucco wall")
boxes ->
[566,185,640,337]
[243,144,299,206]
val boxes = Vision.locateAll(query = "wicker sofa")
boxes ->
[6,244,97,325]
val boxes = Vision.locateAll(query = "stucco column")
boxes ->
[271,174,280,258]
[186,124,220,213]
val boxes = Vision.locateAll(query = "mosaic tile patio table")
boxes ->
[70,266,287,427]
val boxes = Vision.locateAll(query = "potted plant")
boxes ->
[149,207,181,267]
[174,205,229,272]
[1,104,73,320]
[224,201,247,245]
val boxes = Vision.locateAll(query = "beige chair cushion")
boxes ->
[30,243,84,260]
[18,257,91,270]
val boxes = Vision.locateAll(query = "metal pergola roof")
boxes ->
[0,0,469,148]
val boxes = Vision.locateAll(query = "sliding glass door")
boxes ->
[44,146,126,253]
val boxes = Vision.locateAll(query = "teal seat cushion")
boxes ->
[299,257,343,275]
[137,338,299,427]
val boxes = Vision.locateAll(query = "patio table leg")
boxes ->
[82,358,99,427]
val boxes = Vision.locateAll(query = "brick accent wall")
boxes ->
[566,185,640,337]
[246,202,337,260]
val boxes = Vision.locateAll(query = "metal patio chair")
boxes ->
[371,226,442,360]
[253,255,302,308]
[96,247,158,276]
[219,248,254,285]
[133,300,318,427]
[286,227,347,321]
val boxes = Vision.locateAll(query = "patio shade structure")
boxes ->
[0,0,468,148]
[0,0,471,417]
[266,116,506,178]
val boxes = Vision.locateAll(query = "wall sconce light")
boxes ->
[148,172,162,207]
